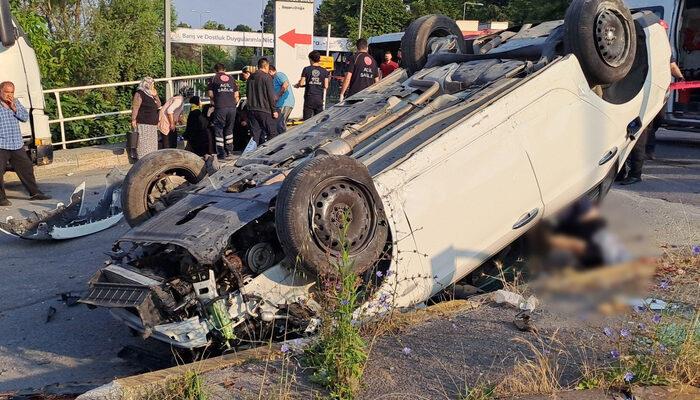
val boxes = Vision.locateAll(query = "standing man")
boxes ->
[339,38,379,101]
[207,63,240,160]
[269,65,295,133]
[0,81,50,206]
[247,58,279,145]
[295,51,330,120]
[621,59,685,185]
[380,51,399,78]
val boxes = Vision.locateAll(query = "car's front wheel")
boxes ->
[564,0,637,85]
[275,155,389,278]
[122,149,208,227]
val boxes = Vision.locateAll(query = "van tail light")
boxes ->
[659,19,669,30]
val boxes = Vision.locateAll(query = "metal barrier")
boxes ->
[43,71,242,149]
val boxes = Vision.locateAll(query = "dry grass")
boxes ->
[493,335,565,397]
[126,369,208,400]
[361,299,482,337]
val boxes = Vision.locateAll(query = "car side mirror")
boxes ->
[0,0,17,47]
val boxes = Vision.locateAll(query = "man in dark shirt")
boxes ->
[295,51,330,120]
[207,63,240,160]
[380,51,399,78]
[340,38,380,101]
[247,58,279,145]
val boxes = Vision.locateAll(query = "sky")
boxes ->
[174,0,323,30]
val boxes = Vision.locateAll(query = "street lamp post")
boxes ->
[358,0,364,39]
[191,10,211,73]
[462,2,484,20]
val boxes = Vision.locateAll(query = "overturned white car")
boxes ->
[82,0,671,350]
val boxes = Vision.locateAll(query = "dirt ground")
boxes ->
[192,251,698,400]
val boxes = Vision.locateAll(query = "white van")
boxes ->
[0,0,53,164]
[626,0,700,129]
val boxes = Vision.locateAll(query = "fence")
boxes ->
[43,71,243,149]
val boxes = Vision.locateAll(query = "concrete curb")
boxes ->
[5,143,131,182]
[76,346,279,400]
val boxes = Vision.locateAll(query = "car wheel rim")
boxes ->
[146,172,188,214]
[595,8,631,68]
[310,178,375,255]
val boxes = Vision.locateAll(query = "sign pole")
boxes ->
[165,0,172,98]
[323,24,331,110]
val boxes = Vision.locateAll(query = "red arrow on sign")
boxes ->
[279,29,312,47]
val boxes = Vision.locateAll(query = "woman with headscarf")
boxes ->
[158,86,192,149]
[130,77,161,160]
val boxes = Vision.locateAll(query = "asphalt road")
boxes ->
[0,133,698,394]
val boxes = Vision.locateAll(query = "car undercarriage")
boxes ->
[81,3,671,351]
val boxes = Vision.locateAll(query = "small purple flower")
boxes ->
[659,280,670,290]
[281,343,290,353]
[385,270,394,277]
[638,323,647,330]
[340,299,350,306]
[402,347,412,355]
[633,304,646,313]
[652,314,662,324]
[659,343,667,353]
[620,328,631,338]
[692,245,700,256]
[623,371,635,383]
[376,270,383,278]
[603,327,614,337]
[610,349,621,359]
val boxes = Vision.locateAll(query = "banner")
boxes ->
[172,28,351,53]
[171,28,274,48]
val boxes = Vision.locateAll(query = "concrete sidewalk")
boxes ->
[6,143,130,182]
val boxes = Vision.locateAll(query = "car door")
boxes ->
[510,74,620,216]
[372,114,544,299]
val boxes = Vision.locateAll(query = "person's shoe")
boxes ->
[620,177,642,186]
[30,193,52,201]
[0,199,11,207]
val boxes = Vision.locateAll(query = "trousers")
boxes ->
[212,107,236,158]
[0,148,41,201]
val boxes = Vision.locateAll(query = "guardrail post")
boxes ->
[54,92,67,150]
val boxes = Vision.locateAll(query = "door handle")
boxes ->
[599,147,618,166]
[513,208,539,230]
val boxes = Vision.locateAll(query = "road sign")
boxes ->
[319,56,335,71]
[275,0,314,119]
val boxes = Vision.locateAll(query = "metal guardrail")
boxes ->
[43,71,243,149]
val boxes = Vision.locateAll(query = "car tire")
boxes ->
[275,155,389,277]
[401,14,469,74]
[564,0,637,85]
[122,149,207,227]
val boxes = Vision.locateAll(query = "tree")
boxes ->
[203,20,227,31]
[262,0,274,33]
[233,24,253,32]
[315,0,411,39]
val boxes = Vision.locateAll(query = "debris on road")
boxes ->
[45,306,57,323]
[60,292,82,307]
[493,290,539,311]
[0,169,125,240]
[513,310,536,332]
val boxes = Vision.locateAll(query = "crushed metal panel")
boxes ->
[0,169,125,240]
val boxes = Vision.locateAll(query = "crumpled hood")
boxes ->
[119,182,281,264]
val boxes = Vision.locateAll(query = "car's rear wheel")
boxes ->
[275,155,389,277]
[564,0,637,85]
[401,14,470,74]
[122,149,207,227]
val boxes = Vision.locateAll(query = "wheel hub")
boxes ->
[595,9,630,68]
[147,173,187,212]
[310,178,374,254]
